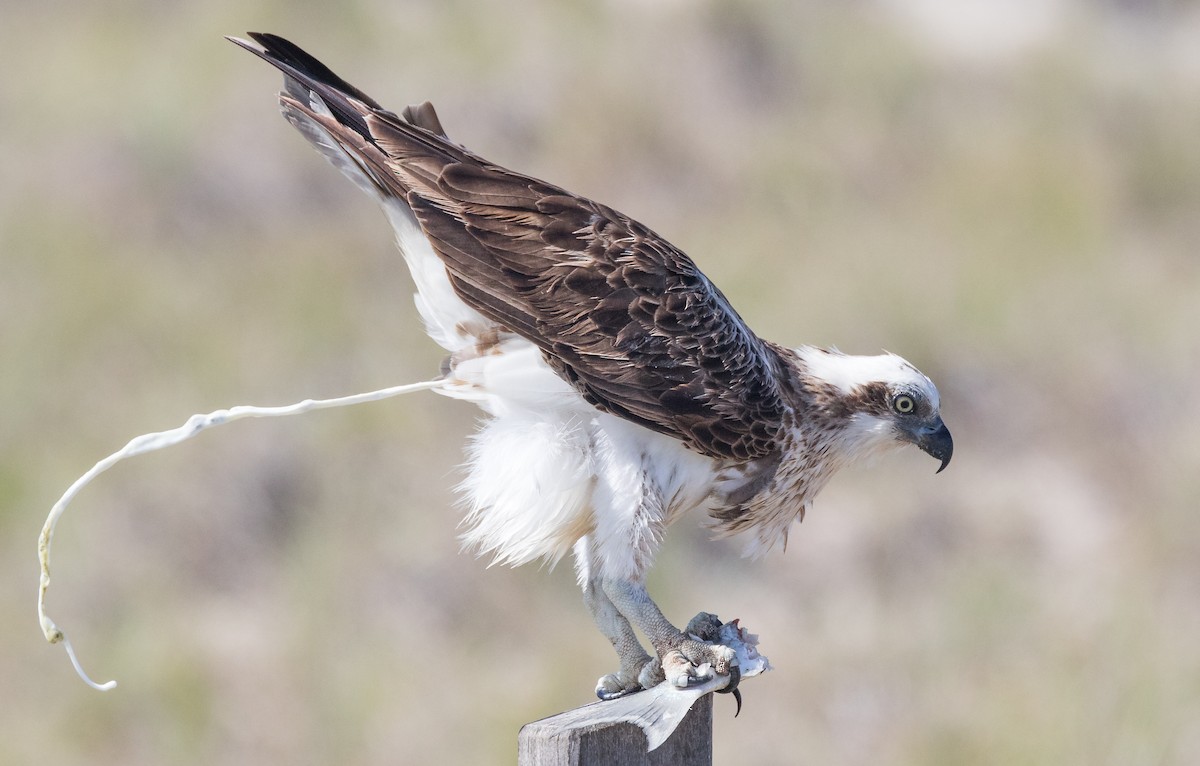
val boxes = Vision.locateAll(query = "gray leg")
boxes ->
[574,535,664,699]
[581,576,662,699]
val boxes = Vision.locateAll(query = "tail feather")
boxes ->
[229,32,496,354]
[226,33,458,193]
[228,33,385,140]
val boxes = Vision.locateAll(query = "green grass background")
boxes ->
[3,1,1198,764]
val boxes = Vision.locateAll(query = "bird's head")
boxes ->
[795,346,953,473]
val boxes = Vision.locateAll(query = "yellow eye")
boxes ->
[893,394,916,414]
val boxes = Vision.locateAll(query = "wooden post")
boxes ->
[518,693,712,766]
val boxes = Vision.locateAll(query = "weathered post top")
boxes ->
[518,693,713,766]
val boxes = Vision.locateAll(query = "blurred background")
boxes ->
[3,0,1198,764]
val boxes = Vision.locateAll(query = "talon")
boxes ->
[716,664,742,715]
[597,687,641,701]
[715,664,741,696]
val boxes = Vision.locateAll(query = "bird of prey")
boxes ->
[230,33,952,702]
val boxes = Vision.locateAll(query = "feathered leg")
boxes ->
[576,535,659,698]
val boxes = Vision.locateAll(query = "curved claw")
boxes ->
[596,685,642,701]
[715,664,741,694]
[714,664,742,716]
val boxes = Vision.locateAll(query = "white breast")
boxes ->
[444,338,721,577]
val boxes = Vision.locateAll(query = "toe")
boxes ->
[637,656,665,689]
[661,649,703,688]
[654,638,743,691]
[597,655,665,699]
[595,672,640,700]
[680,639,736,676]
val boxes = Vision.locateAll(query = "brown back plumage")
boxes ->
[232,33,793,462]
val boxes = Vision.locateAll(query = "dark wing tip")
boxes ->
[225,33,266,58]
[227,32,387,112]
[225,33,301,63]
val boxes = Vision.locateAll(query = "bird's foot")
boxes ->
[595,612,772,711]
[669,612,774,715]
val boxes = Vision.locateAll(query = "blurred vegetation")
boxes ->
[3,1,1198,764]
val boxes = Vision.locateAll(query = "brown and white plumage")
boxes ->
[231,33,953,702]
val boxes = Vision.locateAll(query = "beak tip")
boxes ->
[915,421,953,474]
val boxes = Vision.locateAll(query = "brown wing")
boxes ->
[234,33,790,461]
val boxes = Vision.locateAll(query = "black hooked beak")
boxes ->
[916,419,954,473]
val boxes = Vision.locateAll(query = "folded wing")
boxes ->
[231,32,790,461]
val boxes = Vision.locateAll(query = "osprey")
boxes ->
[231,33,952,702]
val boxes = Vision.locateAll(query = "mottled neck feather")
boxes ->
[708,348,914,556]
